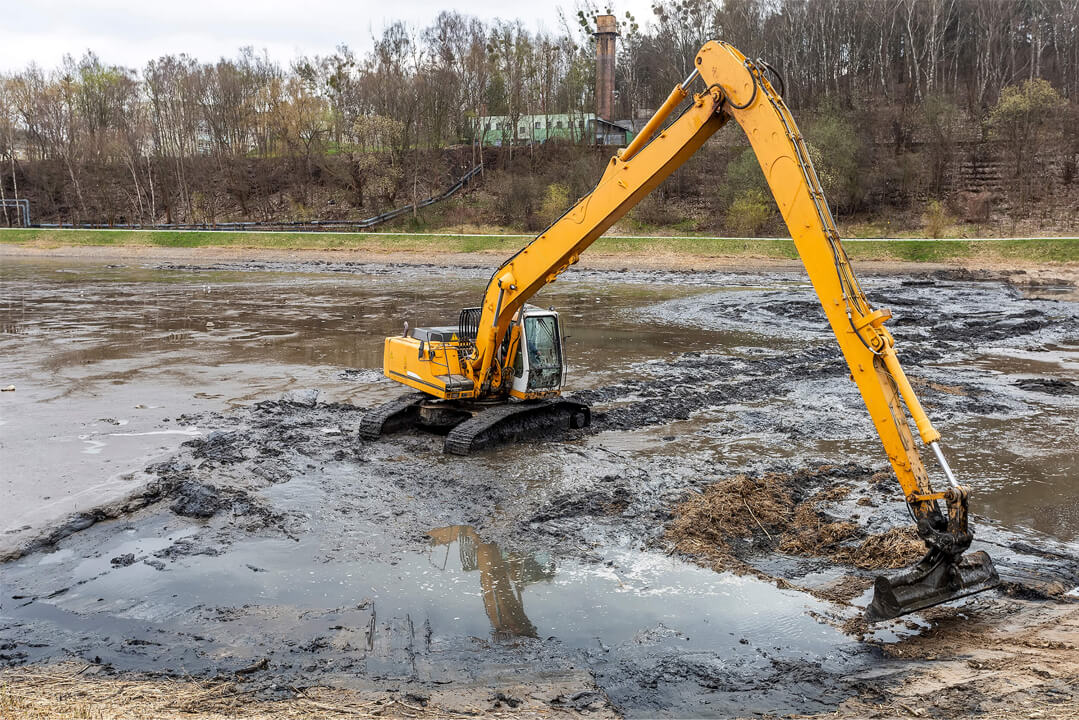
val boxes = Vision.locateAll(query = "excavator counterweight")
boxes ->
[361,39,998,620]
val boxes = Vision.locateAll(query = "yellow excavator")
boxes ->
[360,40,999,620]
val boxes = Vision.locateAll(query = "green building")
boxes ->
[472,112,638,146]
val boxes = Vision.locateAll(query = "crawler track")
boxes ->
[444,399,590,455]
[358,392,427,440]
[360,393,590,454]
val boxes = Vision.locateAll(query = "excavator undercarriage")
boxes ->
[359,393,589,455]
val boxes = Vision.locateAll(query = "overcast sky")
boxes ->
[0,0,656,72]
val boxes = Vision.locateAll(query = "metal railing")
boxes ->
[0,199,30,227]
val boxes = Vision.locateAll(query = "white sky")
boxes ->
[0,0,657,73]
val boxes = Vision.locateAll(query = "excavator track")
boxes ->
[444,400,590,455]
[358,392,427,440]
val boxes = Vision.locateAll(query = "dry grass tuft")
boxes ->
[778,502,860,558]
[665,473,794,572]
[0,664,279,720]
[840,526,927,570]
[667,469,927,576]
[814,485,853,502]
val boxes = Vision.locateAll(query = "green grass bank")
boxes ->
[2,228,1077,264]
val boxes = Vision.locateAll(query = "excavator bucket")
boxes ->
[866,549,999,621]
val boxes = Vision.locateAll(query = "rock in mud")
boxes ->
[281,388,320,406]
[1015,377,1079,396]
[109,553,136,567]
[168,480,230,519]
[530,479,632,522]
[153,539,222,560]
[186,431,246,464]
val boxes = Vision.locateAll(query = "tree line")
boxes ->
[0,0,1076,228]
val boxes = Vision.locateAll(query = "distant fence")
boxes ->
[33,165,483,232]
[0,199,30,227]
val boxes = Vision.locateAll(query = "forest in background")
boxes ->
[0,0,1077,236]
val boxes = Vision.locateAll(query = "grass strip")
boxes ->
[2,229,1077,263]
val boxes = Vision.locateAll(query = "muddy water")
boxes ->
[3,463,858,716]
[0,257,755,544]
[636,276,1079,542]
[2,256,1078,716]
[3,257,1076,545]
[6,515,843,670]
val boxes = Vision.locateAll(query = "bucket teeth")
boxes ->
[865,550,1000,622]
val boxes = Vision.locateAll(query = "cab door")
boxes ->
[510,312,564,398]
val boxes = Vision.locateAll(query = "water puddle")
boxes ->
[3,513,856,715]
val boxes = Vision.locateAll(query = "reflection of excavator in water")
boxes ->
[362,41,999,620]
[428,526,552,639]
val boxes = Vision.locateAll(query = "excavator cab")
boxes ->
[510,308,566,398]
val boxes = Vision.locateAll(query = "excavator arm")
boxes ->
[465,40,997,619]
[466,69,726,393]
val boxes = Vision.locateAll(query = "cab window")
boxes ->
[524,315,562,390]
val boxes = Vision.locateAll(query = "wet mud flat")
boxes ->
[2,256,1079,718]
